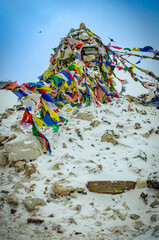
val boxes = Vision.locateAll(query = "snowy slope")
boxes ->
[0,95,159,240]
[0,90,18,114]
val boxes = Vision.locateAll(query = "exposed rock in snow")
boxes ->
[23,198,46,211]
[76,112,94,121]
[4,134,42,163]
[7,193,19,206]
[0,150,8,166]
[147,172,159,189]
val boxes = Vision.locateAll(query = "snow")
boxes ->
[0,92,159,239]
[0,90,18,114]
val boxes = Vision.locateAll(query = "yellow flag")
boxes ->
[33,116,47,129]
[131,64,136,71]
[42,100,60,122]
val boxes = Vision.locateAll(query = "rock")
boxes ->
[10,209,17,214]
[0,135,8,145]
[27,218,44,224]
[4,134,42,163]
[136,178,147,189]
[25,164,36,175]
[52,223,63,233]
[150,200,159,208]
[83,55,95,62]
[130,214,140,220]
[72,109,79,115]
[147,172,159,189]
[36,136,47,154]
[54,184,75,196]
[86,181,136,194]
[76,188,85,193]
[75,128,83,140]
[23,198,46,211]
[74,204,82,211]
[1,190,9,194]
[0,150,8,167]
[14,161,26,171]
[140,192,148,205]
[7,193,19,206]
[69,138,76,142]
[95,221,102,226]
[62,143,67,148]
[53,163,64,170]
[122,201,130,210]
[10,124,23,132]
[90,120,100,127]
[134,123,141,129]
[12,182,24,191]
[152,225,159,236]
[68,217,77,225]
[143,132,150,138]
[134,151,147,162]
[116,124,124,128]
[6,110,14,115]
[76,112,93,121]
[6,134,17,142]
[139,110,147,115]
[116,210,126,221]
[101,130,118,145]
[150,214,157,222]
[70,193,77,198]
[134,220,144,230]
[1,112,9,119]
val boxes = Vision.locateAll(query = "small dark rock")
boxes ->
[27,218,44,224]
[1,190,9,194]
[10,209,17,214]
[150,200,159,208]
[48,214,54,218]
[130,214,140,220]
[134,123,141,129]
[147,172,159,189]
[75,232,82,235]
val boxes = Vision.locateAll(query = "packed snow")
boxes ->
[0,90,159,240]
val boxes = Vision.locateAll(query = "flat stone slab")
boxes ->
[86,181,136,194]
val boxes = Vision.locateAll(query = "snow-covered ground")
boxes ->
[0,91,159,239]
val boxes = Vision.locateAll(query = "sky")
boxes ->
[0,0,159,85]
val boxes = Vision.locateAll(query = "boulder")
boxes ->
[23,198,46,211]
[76,112,94,121]
[54,184,75,196]
[101,130,118,145]
[86,181,136,194]
[4,134,42,163]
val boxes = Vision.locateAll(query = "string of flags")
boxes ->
[0,23,159,153]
